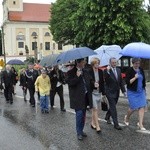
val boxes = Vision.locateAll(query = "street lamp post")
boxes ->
[32,32,38,63]
[1,26,6,66]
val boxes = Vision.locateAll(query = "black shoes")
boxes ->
[114,125,122,130]
[82,132,87,137]
[61,108,66,112]
[91,125,96,130]
[77,132,87,140]
[106,119,111,124]
[41,110,49,114]
[10,101,13,104]
[77,135,83,140]
[96,130,102,134]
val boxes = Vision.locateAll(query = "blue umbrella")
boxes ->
[120,42,150,58]
[7,59,24,65]
[89,45,122,66]
[54,47,96,65]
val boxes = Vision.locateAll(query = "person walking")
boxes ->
[35,69,51,113]
[11,67,18,95]
[67,58,93,140]
[89,58,105,133]
[49,65,66,111]
[124,58,147,130]
[25,63,39,107]
[104,57,126,130]
[1,65,15,104]
[20,68,27,101]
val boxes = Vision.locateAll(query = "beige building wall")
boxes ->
[3,21,74,60]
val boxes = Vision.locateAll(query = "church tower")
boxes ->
[3,0,23,23]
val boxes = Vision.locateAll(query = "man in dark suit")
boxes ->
[49,65,66,111]
[103,57,126,130]
[67,58,93,140]
[25,63,39,107]
[1,65,15,104]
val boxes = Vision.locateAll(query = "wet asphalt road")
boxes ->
[0,84,150,150]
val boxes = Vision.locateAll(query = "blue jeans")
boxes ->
[75,109,86,135]
[40,95,49,111]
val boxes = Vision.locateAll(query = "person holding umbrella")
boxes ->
[66,58,93,140]
[124,58,147,130]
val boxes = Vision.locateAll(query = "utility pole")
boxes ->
[1,26,6,66]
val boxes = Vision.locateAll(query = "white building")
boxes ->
[1,0,73,62]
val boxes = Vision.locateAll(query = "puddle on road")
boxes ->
[0,108,57,149]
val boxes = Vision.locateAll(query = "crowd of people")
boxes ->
[0,57,148,141]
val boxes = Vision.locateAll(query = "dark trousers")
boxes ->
[50,85,65,109]
[75,109,86,135]
[28,87,35,105]
[4,85,13,102]
[105,96,119,125]
[22,87,27,100]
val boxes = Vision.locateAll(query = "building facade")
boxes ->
[2,0,73,62]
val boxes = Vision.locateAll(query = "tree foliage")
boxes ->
[50,0,150,49]
[49,0,79,45]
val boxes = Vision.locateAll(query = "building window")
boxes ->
[45,42,50,50]
[45,32,50,36]
[58,42,63,50]
[13,1,16,5]
[18,42,24,48]
[32,42,37,50]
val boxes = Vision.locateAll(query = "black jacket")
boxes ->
[67,67,93,110]
[126,67,146,91]
[103,67,126,98]
[25,69,39,88]
[1,70,15,87]
[20,73,27,87]
[49,69,65,90]
[88,68,105,95]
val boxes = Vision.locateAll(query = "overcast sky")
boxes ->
[0,0,149,26]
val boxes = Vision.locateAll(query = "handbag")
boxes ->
[101,96,108,111]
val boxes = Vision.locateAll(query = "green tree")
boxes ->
[49,0,79,45]
[71,0,150,48]
[50,0,150,49]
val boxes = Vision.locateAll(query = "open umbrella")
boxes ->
[54,47,96,65]
[39,54,59,67]
[120,42,150,58]
[88,45,122,66]
[7,59,24,65]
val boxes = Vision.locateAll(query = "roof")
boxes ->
[9,3,51,23]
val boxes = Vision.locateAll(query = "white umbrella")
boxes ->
[88,45,122,66]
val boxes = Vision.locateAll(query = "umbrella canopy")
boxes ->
[7,59,24,65]
[39,54,59,67]
[88,45,122,66]
[120,42,150,58]
[54,47,96,65]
